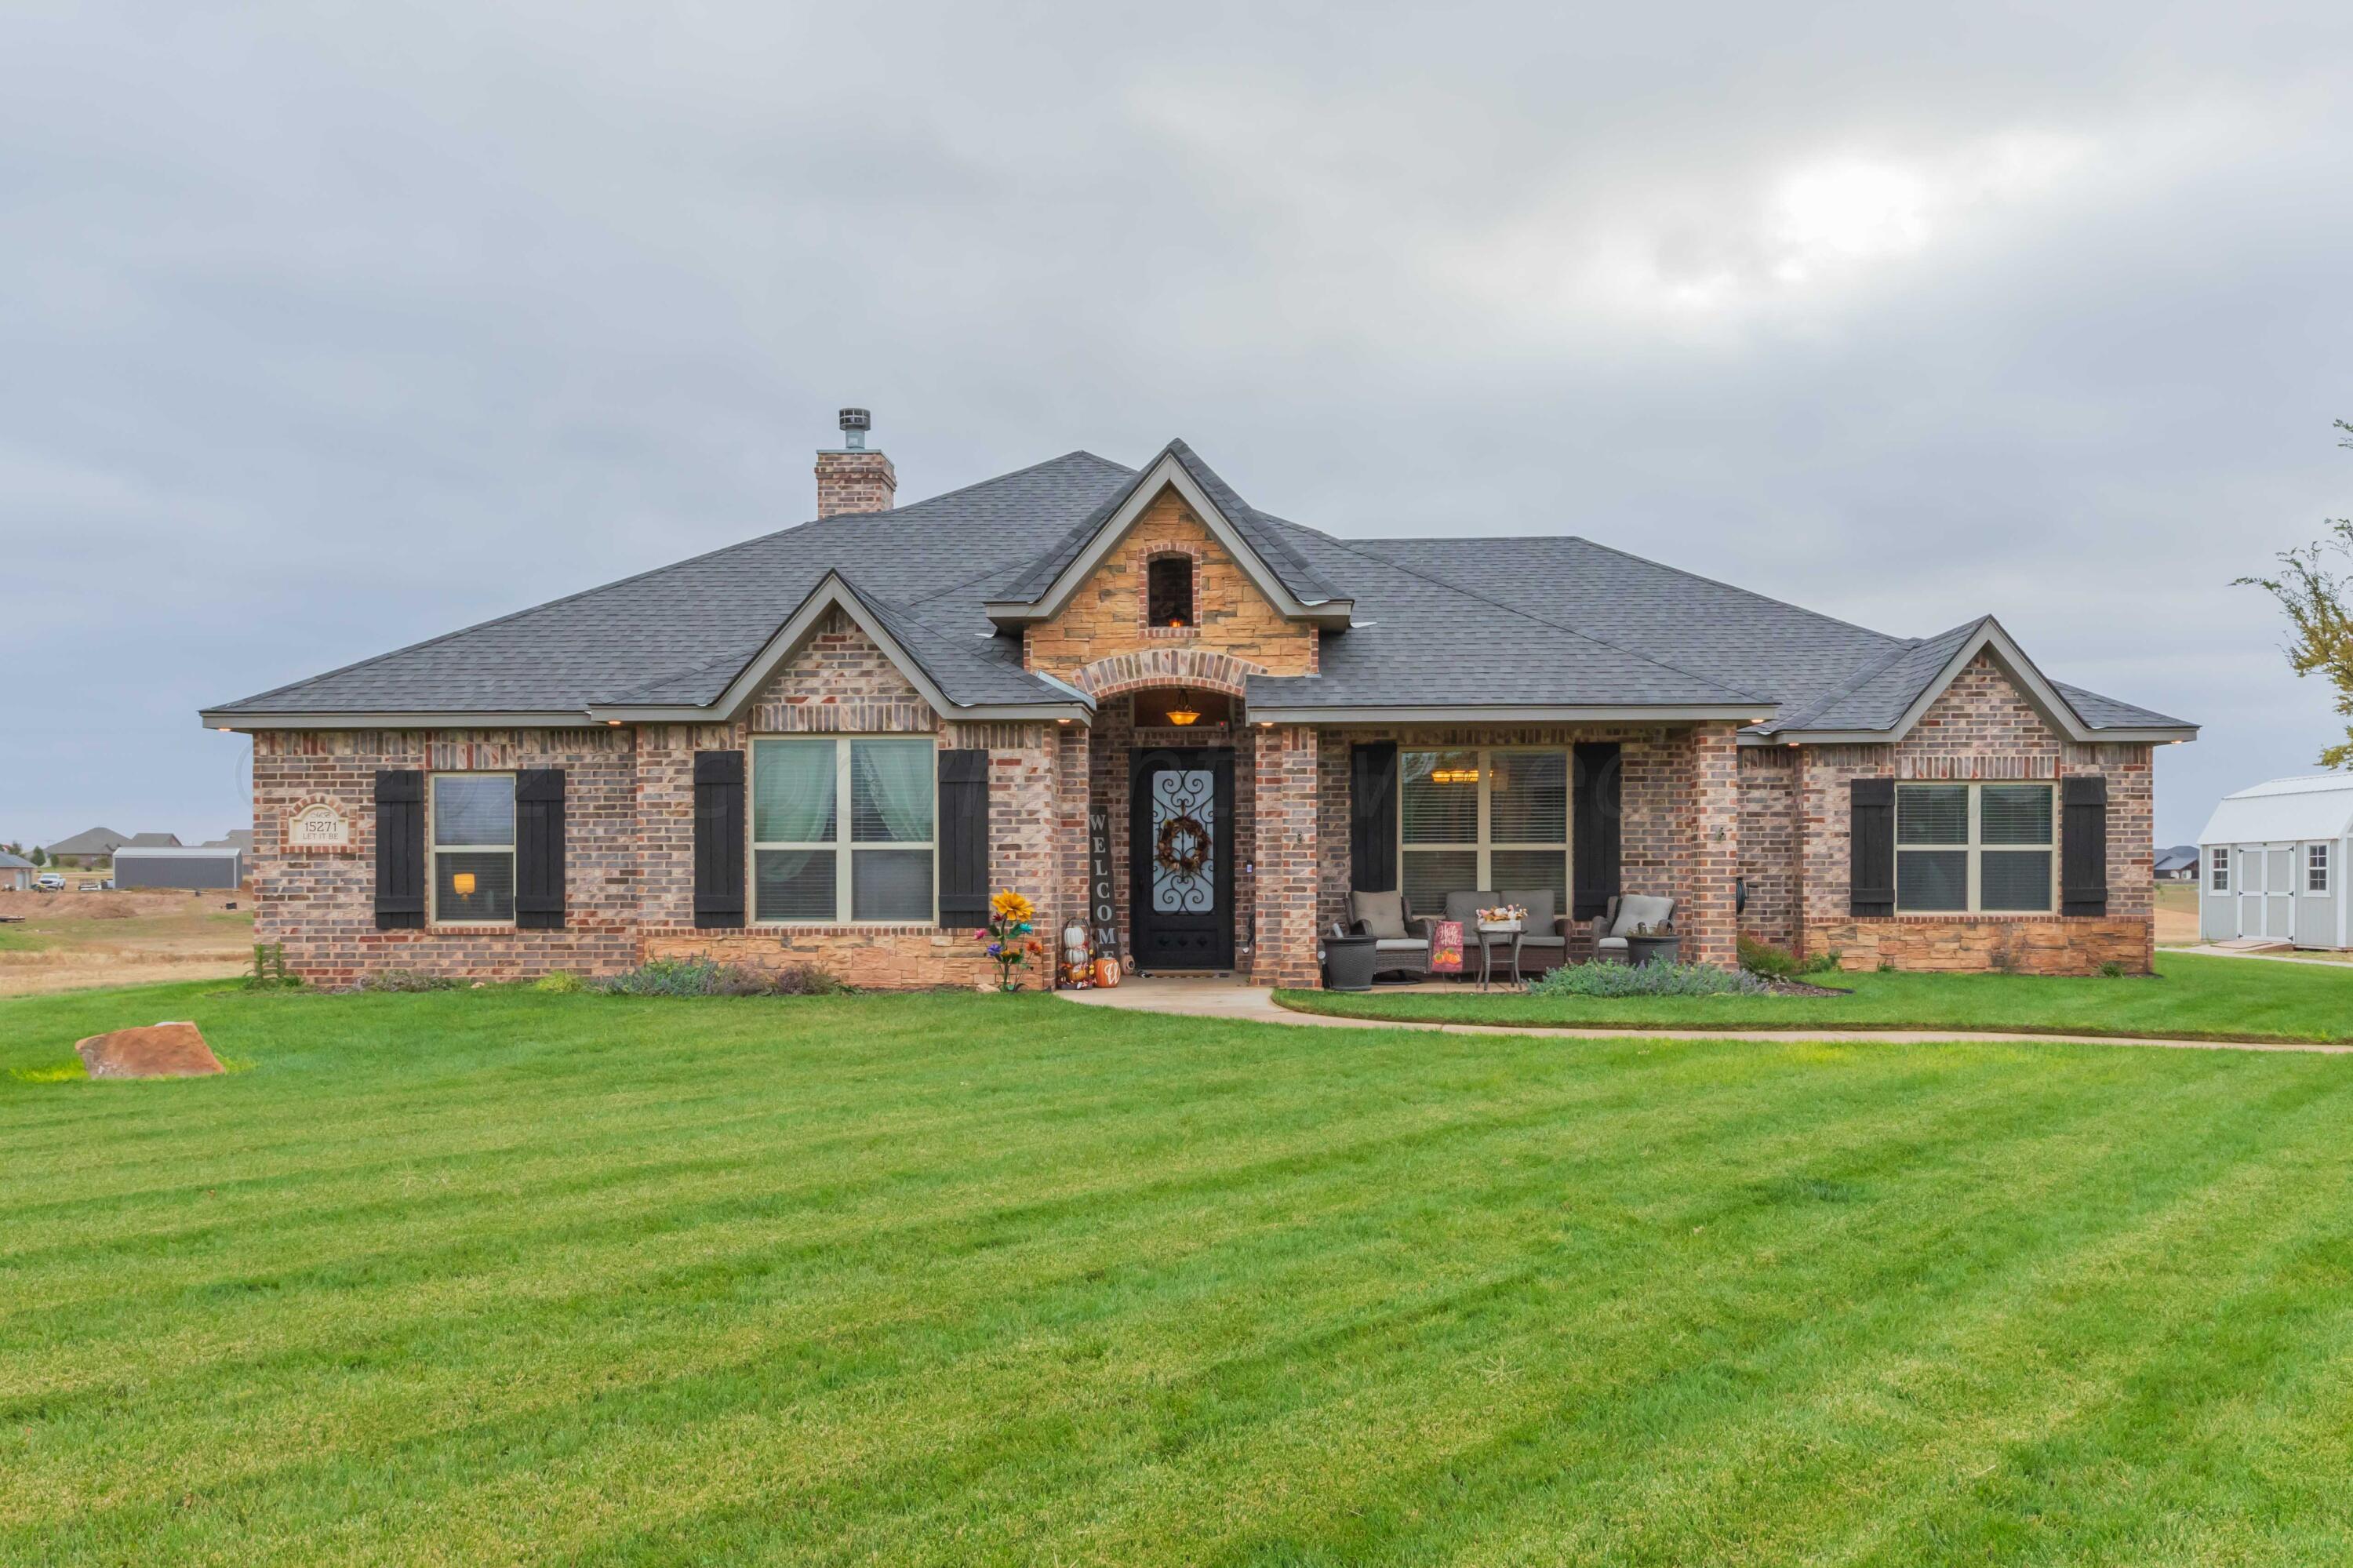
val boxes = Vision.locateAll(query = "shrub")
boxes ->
[362,969,459,993]
[2100,961,2127,979]
[1738,935,1798,978]
[533,970,586,994]
[598,957,841,998]
[1527,960,1772,999]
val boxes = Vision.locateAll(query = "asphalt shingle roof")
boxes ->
[206,442,2191,737]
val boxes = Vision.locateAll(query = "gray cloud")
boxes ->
[5,1,2351,844]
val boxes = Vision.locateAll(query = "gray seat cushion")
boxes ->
[1373,937,1428,954]
[1595,933,1630,951]
[1442,890,1496,930]
[1499,887,1558,935]
[1351,890,1409,940]
[1609,894,1676,938]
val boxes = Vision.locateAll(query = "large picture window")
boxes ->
[1896,782,2054,913]
[431,773,515,924]
[752,737,935,923]
[1399,748,1569,911]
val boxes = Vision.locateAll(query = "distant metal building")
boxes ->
[0,851,33,892]
[2197,775,2353,948]
[111,846,244,891]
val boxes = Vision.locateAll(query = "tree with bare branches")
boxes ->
[2240,421,2353,767]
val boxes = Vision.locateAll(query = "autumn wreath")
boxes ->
[1153,814,1209,879]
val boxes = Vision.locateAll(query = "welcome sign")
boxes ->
[1088,803,1120,960]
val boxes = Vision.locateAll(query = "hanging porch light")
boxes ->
[1166,687,1201,726]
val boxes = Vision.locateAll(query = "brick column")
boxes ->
[636,723,696,941]
[1251,724,1322,988]
[1054,723,1093,983]
[1688,721,1740,968]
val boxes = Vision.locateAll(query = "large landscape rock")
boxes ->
[75,1021,224,1079]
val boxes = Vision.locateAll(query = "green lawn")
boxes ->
[1277,951,2353,1044]
[6,983,2353,1565]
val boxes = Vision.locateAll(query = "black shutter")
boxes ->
[693,751,745,929]
[1850,777,1896,916]
[1573,743,1621,921]
[1349,742,1398,893]
[936,748,990,929]
[2061,775,2109,916]
[515,768,566,930]
[373,769,425,930]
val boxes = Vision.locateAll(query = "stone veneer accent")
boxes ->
[1788,653,2156,975]
[1023,486,1318,682]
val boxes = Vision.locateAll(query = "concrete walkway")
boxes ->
[1056,975,2353,1055]
[2167,943,2353,970]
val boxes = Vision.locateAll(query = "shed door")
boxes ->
[2237,848,2266,938]
[2268,846,2297,944]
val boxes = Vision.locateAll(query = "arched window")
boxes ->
[1146,555,1195,629]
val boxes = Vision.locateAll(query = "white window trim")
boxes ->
[2308,841,2331,896]
[1398,747,1571,902]
[429,771,516,928]
[1895,781,2057,915]
[749,735,938,927]
[2208,846,2230,894]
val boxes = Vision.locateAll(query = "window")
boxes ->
[1399,748,1569,911]
[2309,842,2331,894]
[751,737,934,923]
[2209,847,2230,893]
[1895,782,2053,913]
[431,773,515,924]
[1146,556,1195,628]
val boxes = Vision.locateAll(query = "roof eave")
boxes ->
[200,708,595,731]
[1755,723,2200,747]
[1242,702,1778,725]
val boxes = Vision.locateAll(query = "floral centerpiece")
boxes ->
[1475,903,1528,931]
[973,890,1045,991]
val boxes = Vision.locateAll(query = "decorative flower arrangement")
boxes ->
[1475,904,1528,926]
[973,890,1044,991]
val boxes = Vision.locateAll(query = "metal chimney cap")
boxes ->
[838,408,871,431]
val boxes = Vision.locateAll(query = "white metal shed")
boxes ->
[2196,775,2353,948]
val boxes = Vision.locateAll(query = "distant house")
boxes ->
[0,851,33,892]
[113,845,242,891]
[202,829,254,853]
[2153,845,2200,882]
[123,831,184,849]
[2198,775,2353,949]
[44,826,129,867]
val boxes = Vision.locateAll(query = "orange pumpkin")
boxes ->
[1093,957,1122,988]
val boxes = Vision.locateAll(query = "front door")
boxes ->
[1130,748,1235,971]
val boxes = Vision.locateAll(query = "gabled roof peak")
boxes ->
[983,439,1353,628]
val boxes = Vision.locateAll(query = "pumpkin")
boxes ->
[1093,957,1122,988]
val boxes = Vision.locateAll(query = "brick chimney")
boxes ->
[815,406,896,518]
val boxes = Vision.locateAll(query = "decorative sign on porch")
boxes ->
[1088,803,1121,962]
[285,800,354,852]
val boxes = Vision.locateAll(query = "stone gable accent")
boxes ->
[1024,486,1318,682]
[746,608,936,733]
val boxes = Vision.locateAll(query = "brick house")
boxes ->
[202,411,2196,988]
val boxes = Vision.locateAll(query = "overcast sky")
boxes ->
[5,2,2350,847]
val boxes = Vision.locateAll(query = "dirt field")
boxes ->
[0,888,254,995]
[2155,881,2200,946]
